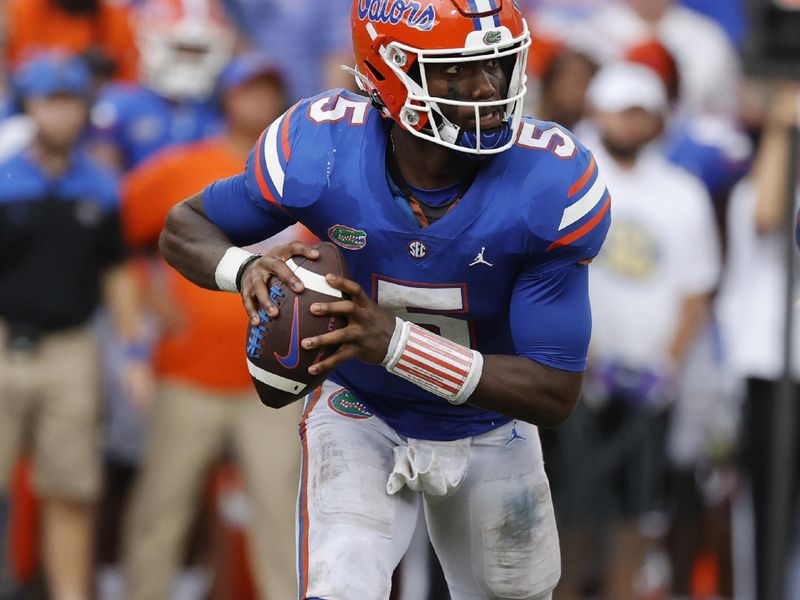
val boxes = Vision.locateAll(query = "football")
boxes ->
[245,242,349,408]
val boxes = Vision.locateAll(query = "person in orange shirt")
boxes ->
[6,0,138,82]
[120,53,310,600]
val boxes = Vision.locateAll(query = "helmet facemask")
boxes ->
[379,23,530,155]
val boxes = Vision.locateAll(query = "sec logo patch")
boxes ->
[327,389,372,419]
[408,240,427,259]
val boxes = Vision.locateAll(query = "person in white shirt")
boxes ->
[552,62,721,600]
[583,0,741,117]
[716,83,800,600]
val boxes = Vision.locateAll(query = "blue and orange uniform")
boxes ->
[204,89,611,441]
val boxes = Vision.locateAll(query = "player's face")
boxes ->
[593,107,663,158]
[25,93,88,150]
[425,57,509,131]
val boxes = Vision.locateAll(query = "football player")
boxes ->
[90,0,234,171]
[160,1,611,598]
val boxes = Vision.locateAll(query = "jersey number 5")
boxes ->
[308,95,369,126]
[374,277,472,348]
[516,123,577,159]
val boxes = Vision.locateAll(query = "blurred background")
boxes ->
[0,0,798,599]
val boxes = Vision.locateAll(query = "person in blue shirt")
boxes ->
[160,1,611,598]
[0,52,148,600]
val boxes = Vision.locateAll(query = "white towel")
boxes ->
[386,438,471,496]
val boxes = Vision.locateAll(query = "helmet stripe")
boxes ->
[466,0,481,30]
[472,0,499,30]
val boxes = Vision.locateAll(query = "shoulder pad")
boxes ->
[244,89,374,213]
[514,121,611,271]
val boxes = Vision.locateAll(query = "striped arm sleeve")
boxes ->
[245,102,302,213]
[549,152,612,252]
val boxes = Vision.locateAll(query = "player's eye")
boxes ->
[443,64,463,75]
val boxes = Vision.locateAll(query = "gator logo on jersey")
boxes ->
[328,225,367,250]
[327,389,373,419]
[356,0,437,33]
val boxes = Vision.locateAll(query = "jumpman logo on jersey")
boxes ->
[504,421,527,445]
[469,247,493,267]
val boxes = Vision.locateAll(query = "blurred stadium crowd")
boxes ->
[0,0,798,599]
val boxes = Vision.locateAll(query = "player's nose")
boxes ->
[468,65,499,101]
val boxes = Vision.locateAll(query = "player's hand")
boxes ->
[239,241,320,326]
[301,274,397,374]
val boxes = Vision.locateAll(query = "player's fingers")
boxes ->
[301,326,355,351]
[264,256,304,293]
[309,300,355,316]
[240,289,262,325]
[288,241,320,260]
[251,276,279,320]
[308,345,359,375]
[325,274,367,303]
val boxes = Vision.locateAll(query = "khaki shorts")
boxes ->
[124,382,302,600]
[0,320,101,502]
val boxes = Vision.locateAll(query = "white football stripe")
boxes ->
[263,113,286,197]
[285,259,343,298]
[474,0,496,30]
[247,359,307,394]
[479,15,495,30]
[558,173,607,231]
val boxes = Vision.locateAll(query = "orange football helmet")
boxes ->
[350,0,531,154]
[133,0,234,101]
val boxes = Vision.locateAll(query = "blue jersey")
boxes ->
[204,90,611,440]
[664,116,751,200]
[0,147,123,329]
[91,83,223,170]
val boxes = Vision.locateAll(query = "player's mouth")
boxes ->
[468,109,502,130]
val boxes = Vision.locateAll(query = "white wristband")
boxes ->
[214,247,257,292]
[383,319,483,405]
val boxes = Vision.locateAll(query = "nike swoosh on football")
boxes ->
[274,297,301,369]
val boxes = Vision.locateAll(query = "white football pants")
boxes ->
[296,380,560,600]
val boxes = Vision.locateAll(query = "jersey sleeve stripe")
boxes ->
[253,130,287,212]
[281,102,299,162]
[558,171,607,231]
[567,155,597,198]
[548,194,611,251]
[263,113,287,197]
